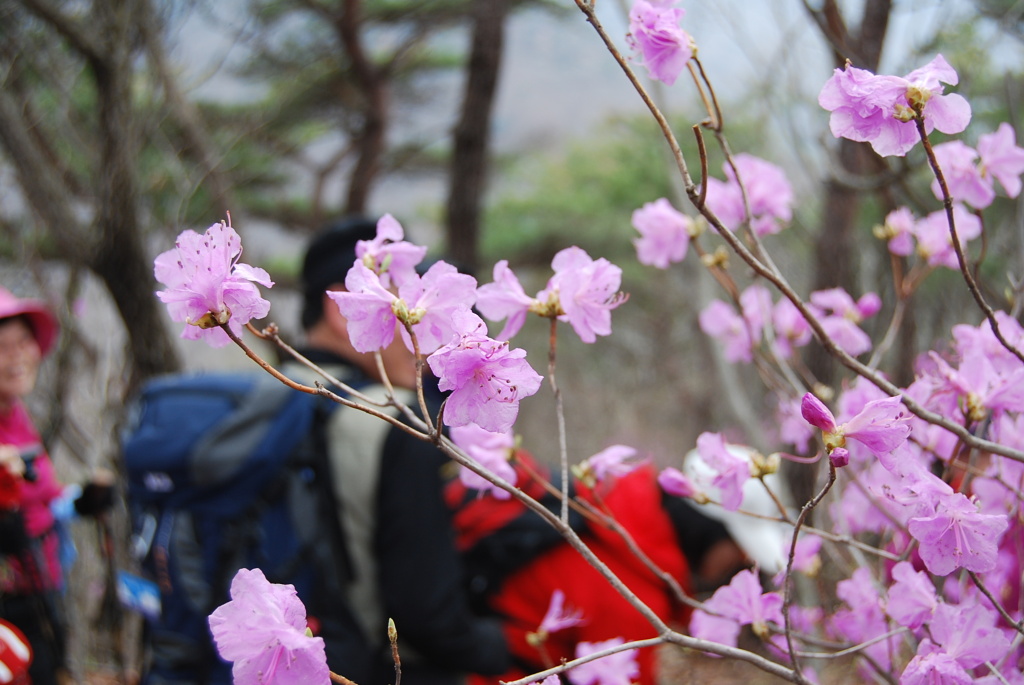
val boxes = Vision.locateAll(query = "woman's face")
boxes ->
[0,318,41,409]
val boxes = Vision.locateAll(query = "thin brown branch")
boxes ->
[914,116,1024,366]
[20,0,102,63]
[782,464,838,684]
[693,124,709,208]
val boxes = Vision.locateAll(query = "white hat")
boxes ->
[683,445,793,575]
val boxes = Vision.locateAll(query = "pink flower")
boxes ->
[355,214,427,288]
[930,601,1012,668]
[479,248,625,344]
[327,262,400,353]
[913,205,982,270]
[791,535,822,575]
[690,569,783,646]
[657,466,704,501]
[884,561,937,630]
[776,396,814,453]
[579,445,643,484]
[902,601,1013,683]
[542,247,627,344]
[450,424,517,499]
[699,285,772,363]
[818,54,971,157]
[952,310,1024,375]
[931,141,995,208]
[829,462,895,535]
[900,641,973,685]
[908,491,1009,576]
[631,198,692,268]
[693,432,750,511]
[704,154,793,236]
[925,348,1024,422]
[396,260,478,354]
[800,393,911,470]
[208,568,329,685]
[568,637,639,685]
[771,298,811,359]
[977,122,1024,198]
[538,589,585,635]
[154,221,274,347]
[427,311,543,433]
[829,567,894,671]
[475,260,538,340]
[627,0,693,86]
[818,63,910,155]
[807,288,879,357]
[772,534,823,586]
[329,260,477,355]
[699,300,755,363]
[866,458,953,528]
[688,610,742,654]
[879,207,917,256]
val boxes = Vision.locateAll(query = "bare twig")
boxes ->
[968,570,1024,638]
[548,318,571,525]
[782,464,838,684]
[914,115,1024,366]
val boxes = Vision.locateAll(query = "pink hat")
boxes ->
[0,288,59,356]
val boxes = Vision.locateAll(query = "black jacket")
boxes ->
[293,349,509,685]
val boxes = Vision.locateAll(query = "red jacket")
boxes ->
[449,457,692,685]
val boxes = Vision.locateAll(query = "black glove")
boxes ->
[0,509,29,555]
[74,481,115,517]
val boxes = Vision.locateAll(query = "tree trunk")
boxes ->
[445,0,508,276]
[805,0,892,389]
[337,0,388,215]
[796,0,893,507]
[88,2,181,389]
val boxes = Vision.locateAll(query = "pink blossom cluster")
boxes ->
[703,154,794,236]
[626,0,693,86]
[154,220,274,347]
[697,284,879,363]
[208,568,330,685]
[929,123,1024,209]
[878,204,984,270]
[630,198,692,269]
[450,424,518,499]
[657,310,1021,680]
[802,319,1018,680]
[476,247,627,343]
[818,54,971,157]
[529,591,640,685]
[689,569,783,652]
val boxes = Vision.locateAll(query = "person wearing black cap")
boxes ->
[287,217,509,685]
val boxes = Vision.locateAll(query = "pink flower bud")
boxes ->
[800,393,838,433]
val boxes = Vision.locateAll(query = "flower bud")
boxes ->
[750,451,781,478]
[701,246,729,269]
[828,448,850,468]
[188,307,231,329]
[905,84,932,112]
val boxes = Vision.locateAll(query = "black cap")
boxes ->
[301,216,379,329]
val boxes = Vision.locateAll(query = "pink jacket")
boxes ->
[0,401,63,593]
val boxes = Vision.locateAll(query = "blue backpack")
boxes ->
[122,372,372,685]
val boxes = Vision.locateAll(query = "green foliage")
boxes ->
[483,115,695,264]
